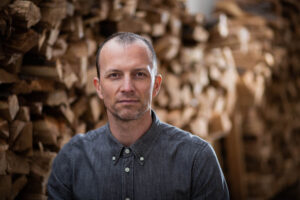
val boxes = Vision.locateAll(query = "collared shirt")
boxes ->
[47,111,229,200]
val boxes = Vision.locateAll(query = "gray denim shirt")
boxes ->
[47,111,229,200]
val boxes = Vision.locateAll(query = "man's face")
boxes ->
[94,40,162,121]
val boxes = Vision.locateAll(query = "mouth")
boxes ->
[117,99,139,104]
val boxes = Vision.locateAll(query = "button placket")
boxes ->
[122,151,134,200]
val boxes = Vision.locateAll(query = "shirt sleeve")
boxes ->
[47,143,73,200]
[191,143,230,200]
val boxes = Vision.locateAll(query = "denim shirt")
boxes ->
[47,111,229,200]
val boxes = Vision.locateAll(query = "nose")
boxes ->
[120,76,134,93]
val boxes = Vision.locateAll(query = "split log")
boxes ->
[0,119,9,139]
[5,29,39,53]
[9,120,26,145]
[0,95,19,122]
[6,150,30,174]
[33,117,60,146]
[20,64,63,80]
[39,0,67,28]
[16,106,30,122]
[12,122,33,152]
[0,68,19,84]
[8,0,41,29]
[10,175,28,199]
[0,175,12,200]
[154,35,180,61]
[0,151,7,175]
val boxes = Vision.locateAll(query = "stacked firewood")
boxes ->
[212,0,300,199]
[0,0,298,199]
[0,0,236,199]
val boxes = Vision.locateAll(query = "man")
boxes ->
[47,32,229,200]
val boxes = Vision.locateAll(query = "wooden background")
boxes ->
[0,0,299,199]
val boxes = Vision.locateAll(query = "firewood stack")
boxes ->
[212,0,300,199]
[0,0,298,199]
[0,0,234,199]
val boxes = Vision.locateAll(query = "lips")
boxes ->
[117,99,139,104]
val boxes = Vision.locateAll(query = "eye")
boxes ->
[107,73,121,79]
[135,71,147,78]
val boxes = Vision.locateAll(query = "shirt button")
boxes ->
[140,157,144,161]
[124,148,130,154]
[112,156,116,161]
[125,167,130,173]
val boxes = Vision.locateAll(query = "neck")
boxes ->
[107,110,152,146]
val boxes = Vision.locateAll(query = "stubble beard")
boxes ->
[106,101,151,122]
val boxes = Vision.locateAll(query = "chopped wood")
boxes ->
[0,0,298,199]
[12,122,32,152]
[31,151,57,178]
[33,117,60,146]
[0,175,12,199]
[0,151,7,174]
[10,175,28,199]
[0,95,19,122]
[45,90,68,106]
[0,139,9,152]
[0,119,9,139]
[29,102,43,115]
[20,65,63,80]
[5,29,39,53]
[9,120,26,145]
[60,105,75,124]
[39,0,67,28]
[182,25,209,42]
[6,150,30,174]
[0,68,19,84]
[86,96,102,123]
[154,35,180,61]
[208,113,232,136]
[16,106,30,122]
[9,0,41,29]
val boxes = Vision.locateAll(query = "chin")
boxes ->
[113,108,149,121]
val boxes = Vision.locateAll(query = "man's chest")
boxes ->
[71,150,193,200]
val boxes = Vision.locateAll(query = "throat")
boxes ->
[108,110,152,146]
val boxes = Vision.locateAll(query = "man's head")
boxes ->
[93,32,162,122]
[95,32,158,78]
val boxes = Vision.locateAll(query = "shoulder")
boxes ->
[59,124,108,154]
[158,121,209,151]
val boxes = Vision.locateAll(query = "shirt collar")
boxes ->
[104,110,161,166]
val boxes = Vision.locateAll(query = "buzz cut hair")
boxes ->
[95,32,158,78]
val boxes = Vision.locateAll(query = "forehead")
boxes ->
[100,39,152,62]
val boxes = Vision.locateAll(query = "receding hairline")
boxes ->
[100,38,153,64]
[95,32,157,78]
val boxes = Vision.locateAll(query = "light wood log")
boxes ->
[0,95,19,122]
[154,35,180,61]
[33,117,60,145]
[16,106,30,122]
[9,0,41,29]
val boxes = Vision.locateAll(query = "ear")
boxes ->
[93,77,104,99]
[152,74,162,97]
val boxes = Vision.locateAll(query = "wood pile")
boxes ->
[212,0,300,199]
[0,0,235,199]
[0,0,298,199]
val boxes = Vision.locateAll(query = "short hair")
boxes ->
[95,32,158,78]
